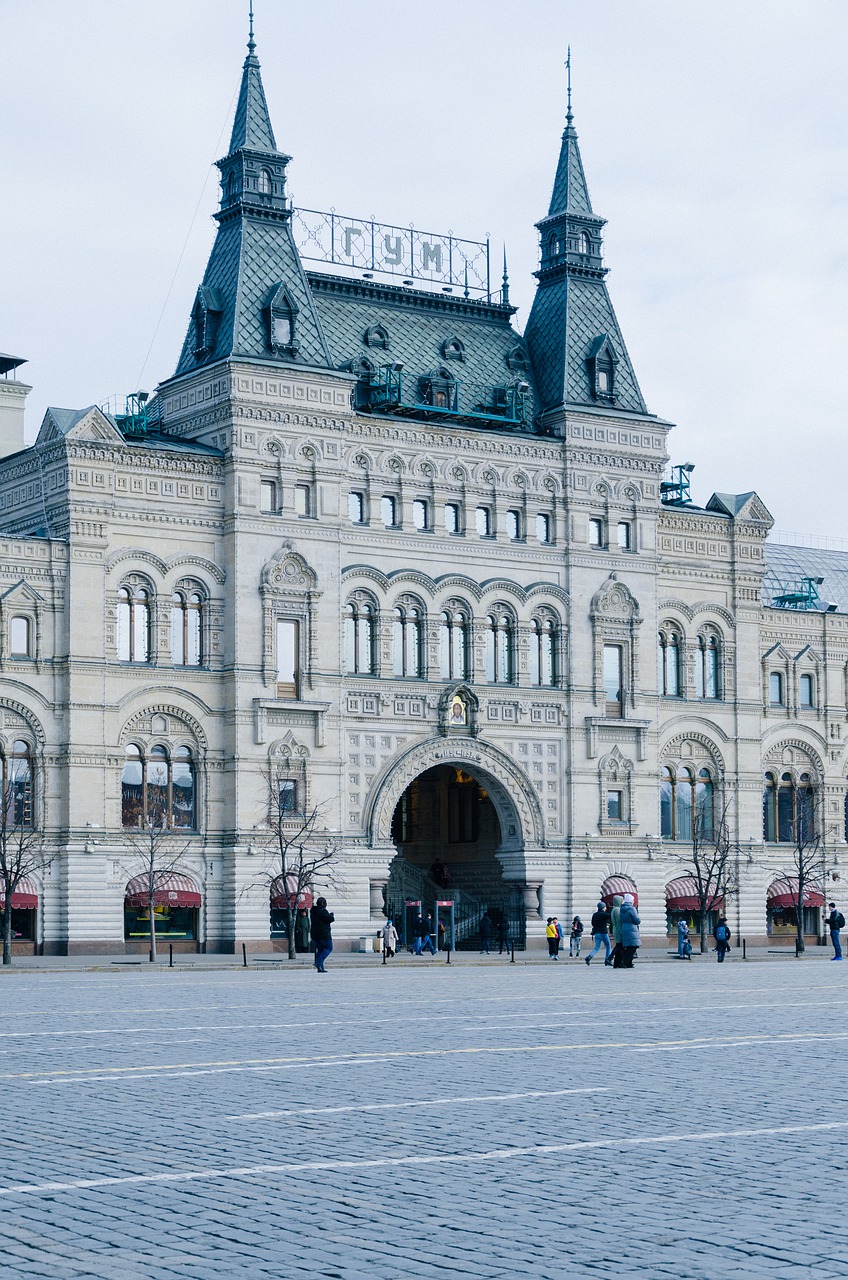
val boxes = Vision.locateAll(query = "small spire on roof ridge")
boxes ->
[502,246,510,306]
[463,263,469,300]
[565,46,573,127]
[248,0,256,55]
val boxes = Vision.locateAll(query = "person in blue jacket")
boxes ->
[619,894,640,968]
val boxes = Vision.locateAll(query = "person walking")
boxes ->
[585,901,611,965]
[418,913,437,955]
[546,917,559,959]
[479,911,492,954]
[609,894,624,968]
[619,893,640,968]
[826,903,845,960]
[677,918,692,960]
[569,916,584,958]
[310,896,334,973]
[714,915,731,963]
[382,917,399,959]
[497,915,510,956]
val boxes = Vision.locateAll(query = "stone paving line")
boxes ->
[0,961,844,1279]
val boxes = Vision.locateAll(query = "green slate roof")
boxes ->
[548,121,593,217]
[229,47,277,154]
[309,275,536,422]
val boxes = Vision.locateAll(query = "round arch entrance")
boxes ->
[385,761,527,949]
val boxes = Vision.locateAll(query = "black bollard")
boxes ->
[510,941,515,964]
[446,945,451,965]
[242,942,247,968]
[169,943,173,968]
[382,945,386,966]
[742,938,747,960]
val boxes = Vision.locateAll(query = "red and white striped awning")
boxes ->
[271,875,313,911]
[600,875,638,908]
[768,877,825,911]
[0,876,38,911]
[125,873,201,909]
[666,876,723,913]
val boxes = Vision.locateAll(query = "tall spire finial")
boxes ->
[502,246,510,306]
[248,0,256,54]
[565,46,573,126]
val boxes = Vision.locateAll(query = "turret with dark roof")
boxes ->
[172,20,330,377]
[524,68,647,419]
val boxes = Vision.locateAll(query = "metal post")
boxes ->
[446,945,451,965]
[169,944,173,968]
[742,938,747,960]
[242,942,247,968]
[510,940,515,963]
[382,943,386,966]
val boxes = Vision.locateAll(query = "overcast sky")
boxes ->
[2,0,847,538]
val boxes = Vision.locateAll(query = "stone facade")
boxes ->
[1,33,845,953]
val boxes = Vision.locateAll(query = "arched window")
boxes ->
[579,231,591,254]
[117,586,150,662]
[171,591,203,666]
[658,628,682,697]
[257,168,273,195]
[3,740,33,828]
[660,765,715,841]
[695,634,720,699]
[799,673,814,709]
[439,610,469,680]
[225,170,237,201]
[121,744,196,829]
[763,771,816,843]
[392,606,423,678]
[344,601,375,674]
[484,614,513,684]
[530,617,557,687]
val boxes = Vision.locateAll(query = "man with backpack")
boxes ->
[714,916,731,963]
[826,903,845,960]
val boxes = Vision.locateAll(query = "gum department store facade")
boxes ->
[1,33,846,954]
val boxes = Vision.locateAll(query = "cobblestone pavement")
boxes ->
[0,954,845,1279]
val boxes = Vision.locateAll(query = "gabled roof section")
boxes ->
[707,492,773,524]
[0,580,44,605]
[35,406,124,447]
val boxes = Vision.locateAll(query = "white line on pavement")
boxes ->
[226,1087,608,1121]
[18,1027,838,1085]
[2,1120,847,1198]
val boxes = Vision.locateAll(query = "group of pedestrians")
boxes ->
[582,894,641,968]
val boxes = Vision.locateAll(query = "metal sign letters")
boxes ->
[292,207,491,297]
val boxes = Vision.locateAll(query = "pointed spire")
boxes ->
[501,247,510,306]
[228,2,277,155]
[547,49,592,217]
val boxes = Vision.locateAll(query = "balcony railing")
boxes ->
[357,366,530,428]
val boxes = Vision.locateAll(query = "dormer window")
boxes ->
[192,287,222,360]
[505,345,528,372]
[225,170,238,202]
[441,337,465,362]
[587,334,618,404]
[419,368,457,411]
[579,231,592,254]
[364,324,389,349]
[266,282,299,356]
[257,168,273,195]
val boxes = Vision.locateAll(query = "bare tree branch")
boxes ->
[0,783,52,967]
[118,797,196,962]
[660,797,739,954]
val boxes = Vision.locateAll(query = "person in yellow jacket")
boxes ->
[546,917,560,960]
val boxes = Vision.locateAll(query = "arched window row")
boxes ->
[658,625,722,700]
[121,744,196,830]
[660,765,715,841]
[0,740,34,828]
[344,598,562,687]
[116,580,209,667]
[763,770,816,844]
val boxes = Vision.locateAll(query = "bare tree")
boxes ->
[773,781,826,956]
[0,780,52,967]
[119,799,195,963]
[664,798,738,954]
[250,765,343,960]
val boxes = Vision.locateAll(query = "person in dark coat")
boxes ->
[416,913,437,955]
[619,894,640,968]
[479,911,493,954]
[609,894,624,968]
[714,915,731,963]
[496,915,510,955]
[310,897,334,973]
[569,916,584,958]
[585,901,611,965]
[826,902,844,960]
